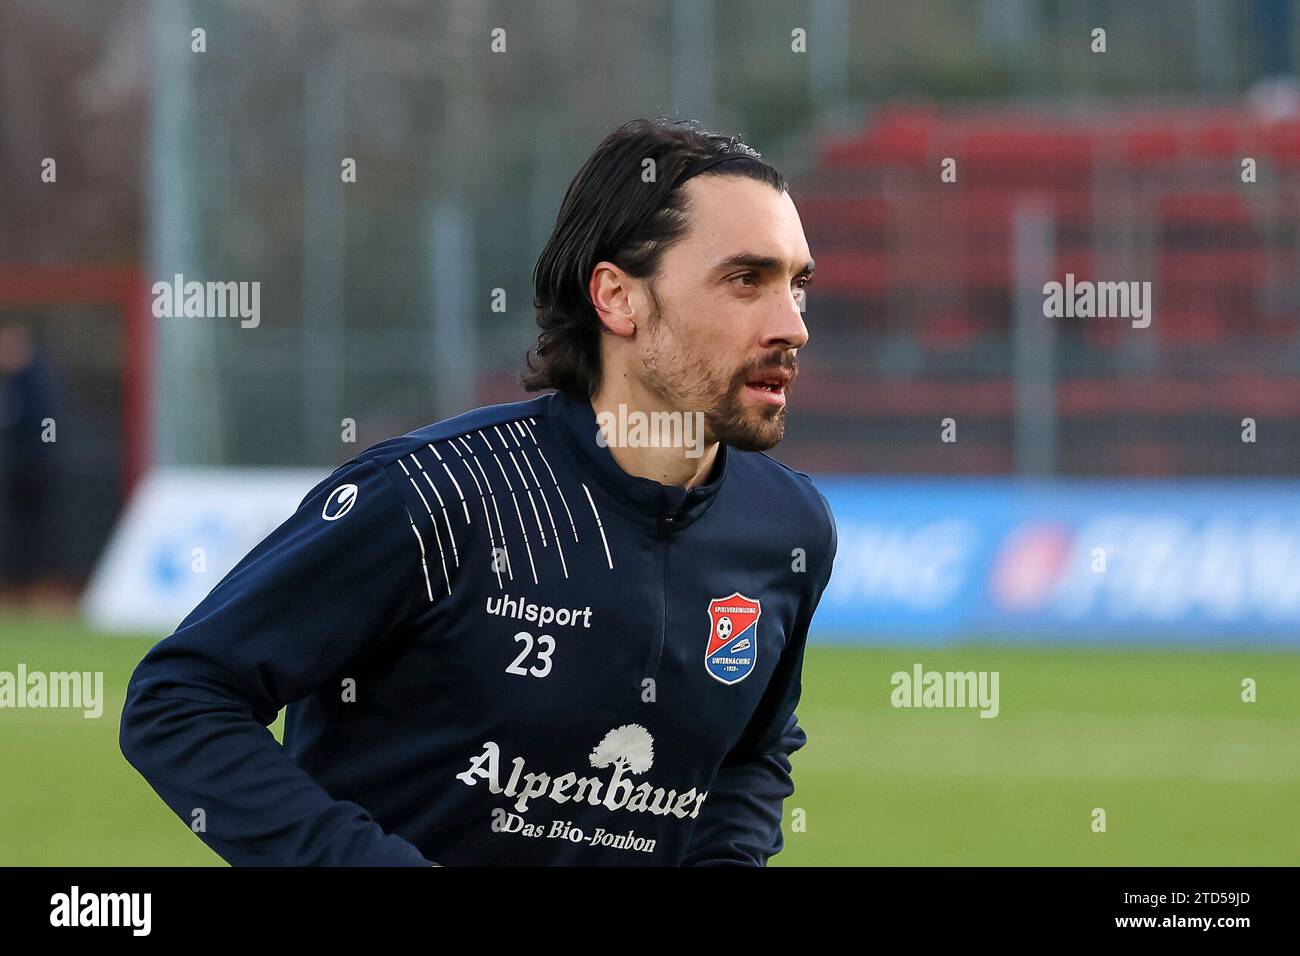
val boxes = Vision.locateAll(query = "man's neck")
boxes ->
[588,385,720,489]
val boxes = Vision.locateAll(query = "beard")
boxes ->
[640,295,793,453]
[701,375,788,452]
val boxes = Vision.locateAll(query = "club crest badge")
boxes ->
[705,593,760,685]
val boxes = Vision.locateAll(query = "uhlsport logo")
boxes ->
[322,483,358,521]
[705,592,760,685]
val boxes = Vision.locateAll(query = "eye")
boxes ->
[793,275,813,307]
[728,272,759,288]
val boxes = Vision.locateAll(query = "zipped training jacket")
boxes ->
[120,388,838,866]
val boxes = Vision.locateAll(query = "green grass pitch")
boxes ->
[1,611,1296,865]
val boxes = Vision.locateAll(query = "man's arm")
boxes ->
[119,458,435,866]
[681,492,837,866]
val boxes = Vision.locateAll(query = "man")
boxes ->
[120,118,837,866]
[0,322,58,604]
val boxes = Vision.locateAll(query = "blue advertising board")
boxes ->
[813,478,1300,645]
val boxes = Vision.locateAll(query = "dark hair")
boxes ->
[521,118,787,398]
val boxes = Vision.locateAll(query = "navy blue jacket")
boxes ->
[120,389,837,865]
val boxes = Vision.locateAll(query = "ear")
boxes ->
[589,261,638,337]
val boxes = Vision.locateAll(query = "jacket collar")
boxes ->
[546,389,728,534]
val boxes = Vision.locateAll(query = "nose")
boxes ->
[762,286,809,352]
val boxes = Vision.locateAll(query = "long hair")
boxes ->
[521,118,787,399]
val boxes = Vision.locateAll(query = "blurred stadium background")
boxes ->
[1,0,1297,865]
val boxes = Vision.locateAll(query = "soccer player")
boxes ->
[120,118,837,866]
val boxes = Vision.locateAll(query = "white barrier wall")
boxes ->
[82,468,326,634]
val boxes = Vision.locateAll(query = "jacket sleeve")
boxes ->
[681,492,837,867]
[119,458,435,866]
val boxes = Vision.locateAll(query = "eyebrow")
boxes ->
[711,252,815,277]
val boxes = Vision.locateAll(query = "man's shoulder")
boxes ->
[728,448,838,603]
[338,393,554,474]
[729,447,834,533]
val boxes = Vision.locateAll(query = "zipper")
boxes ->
[646,508,676,680]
